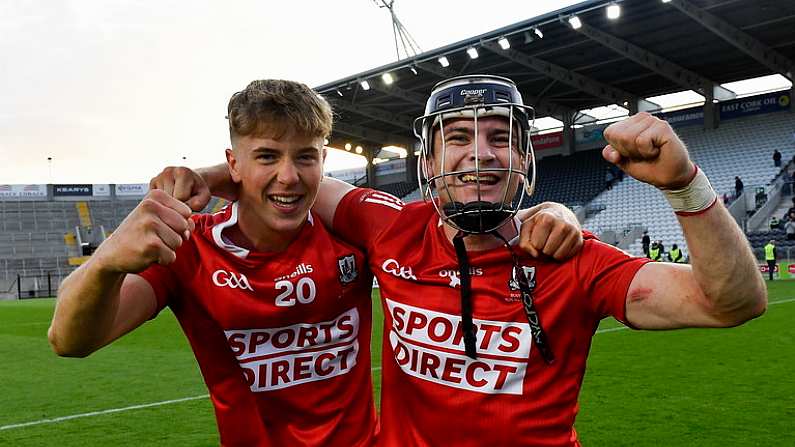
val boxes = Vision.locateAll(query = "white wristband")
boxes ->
[662,167,718,215]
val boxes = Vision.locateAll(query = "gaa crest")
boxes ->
[508,266,536,301]
[338,254,358,284]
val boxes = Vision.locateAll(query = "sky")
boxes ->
[1,1,790,184]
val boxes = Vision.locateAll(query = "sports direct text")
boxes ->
[225,308,359,391]
[385,299,531,395]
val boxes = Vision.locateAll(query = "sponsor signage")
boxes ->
[720,91,790,121]
[657,109,704,127]
[655,91,791,128]
[93,184,110,197]
[788,264,795,274]
[225,308,360,391]
[758,264,779,273]
[53,184,92,197]
[115,183,149,197]
[0,184,47,198]
[386,299,530,395]
[531,131,563,150]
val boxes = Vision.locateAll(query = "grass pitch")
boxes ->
[1,282,792,446]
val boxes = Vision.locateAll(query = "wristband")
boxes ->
[662,166,718,216]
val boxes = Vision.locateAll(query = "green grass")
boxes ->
[1,283,793,446]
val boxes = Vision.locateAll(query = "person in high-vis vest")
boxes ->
[764,240,777,280]
[668,244,684,263]
[648,241,663,261]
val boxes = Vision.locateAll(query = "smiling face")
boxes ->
[227,130,325,246]
[429,115,524,208]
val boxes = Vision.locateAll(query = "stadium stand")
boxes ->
[522,149,612,208]
[586,111,795,257]
[0,191,229,299]
[374,181,416,199]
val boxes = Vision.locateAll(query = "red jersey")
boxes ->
[139,202,377,447]
[333,189,649,447]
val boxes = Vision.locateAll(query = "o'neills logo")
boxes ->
[460,88,487,96]
[274,263,314,281]
[225,308,360,391]
[385,299,531,395]
[439,267,483,288]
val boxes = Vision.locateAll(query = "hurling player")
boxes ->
[49,80,379,446]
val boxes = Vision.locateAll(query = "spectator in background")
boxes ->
[786,219,795,241]
[770,215,781,230]
[735,176,744,199]
[765,239,777,281]
[764,239,777,281]
[667,244,684,263]
[773,149,782,167]
[648,240,663,261]
[641,231,650,256]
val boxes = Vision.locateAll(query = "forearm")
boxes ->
[48,259,126,357]
[517,202,578,224]
[678,202,766,324]
[197,163,236,201]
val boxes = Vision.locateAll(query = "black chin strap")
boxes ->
[452,231,478,359]
[451,230,555,364]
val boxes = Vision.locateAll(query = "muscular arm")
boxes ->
[49,266,157,357]
[48,191,192,357]
[601,113,766,329]
[626,202,765,329]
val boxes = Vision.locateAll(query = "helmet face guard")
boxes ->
[413,75,536,234]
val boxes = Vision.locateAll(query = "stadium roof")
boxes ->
[315,0,795,153]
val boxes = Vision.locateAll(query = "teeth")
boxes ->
[459,174,498,184]
[270,195,300,204]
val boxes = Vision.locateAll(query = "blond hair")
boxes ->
[227,79,332,142]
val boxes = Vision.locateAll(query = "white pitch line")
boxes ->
[0,395,209,431]
[3,297,792,431]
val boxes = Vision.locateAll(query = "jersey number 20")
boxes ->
[274,277,317,307]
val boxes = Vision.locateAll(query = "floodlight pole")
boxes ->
[373,0,422,60]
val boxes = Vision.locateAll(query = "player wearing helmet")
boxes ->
[153,74,764,446]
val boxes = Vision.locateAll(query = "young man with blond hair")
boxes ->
[50,80,378,446]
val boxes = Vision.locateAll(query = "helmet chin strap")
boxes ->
[442,201,514,234]
[450,228,555,364]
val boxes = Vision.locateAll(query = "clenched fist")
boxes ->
[92,189,195,273]
[602,112,696,190]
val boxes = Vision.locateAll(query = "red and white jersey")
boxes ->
[333,189,649,447]
[139,202,377,447]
